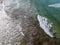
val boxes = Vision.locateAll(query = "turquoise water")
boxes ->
[30,0,60,38]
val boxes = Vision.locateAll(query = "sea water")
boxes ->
[30,0,60,38]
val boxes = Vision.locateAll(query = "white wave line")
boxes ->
[48,3,60,8]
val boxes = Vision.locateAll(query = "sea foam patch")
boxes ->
[37,15,54,37]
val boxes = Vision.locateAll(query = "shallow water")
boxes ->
[0,0,60,45]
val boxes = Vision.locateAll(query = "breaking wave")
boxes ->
[37,15,54,37]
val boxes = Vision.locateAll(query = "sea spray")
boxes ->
[37,15,54,37]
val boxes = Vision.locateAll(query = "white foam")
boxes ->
[0,2,24,44]
[0,2,11,19]
[48,3,60,8]
[37,15,54,37]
